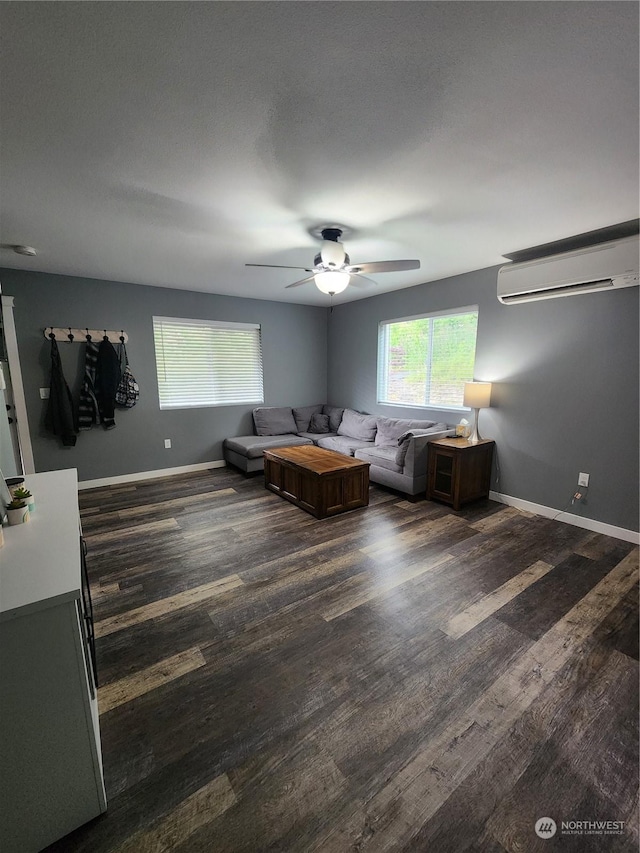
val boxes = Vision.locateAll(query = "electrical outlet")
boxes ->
[578,472,590,487]
[164,438,171,449]
[39,388,50,399]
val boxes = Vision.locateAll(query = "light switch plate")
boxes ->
[40,388,50,399]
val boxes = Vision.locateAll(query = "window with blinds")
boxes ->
[152,316,264,409]
[377,307,478,409]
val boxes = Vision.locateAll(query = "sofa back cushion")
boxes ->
[375,417,437,447]
[338,408,377,442]
[322,405,344,432]
[253,407,297,436]
[292,404,324,432]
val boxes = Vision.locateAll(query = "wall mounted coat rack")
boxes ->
[43,328,129,344]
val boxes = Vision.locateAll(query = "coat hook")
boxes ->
[48,326,55,340]
[103,329,108,341]
[119,329,125,344]
[85,327,91,341]
[68,327,74,342]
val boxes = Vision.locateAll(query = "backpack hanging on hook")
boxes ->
[115,339,139,408]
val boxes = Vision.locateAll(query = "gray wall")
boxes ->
[327,266,639,532]
[1,269,328,481]
[3,264,638,533]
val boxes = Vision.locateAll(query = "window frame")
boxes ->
[377,305,479,411]
[152,315,264,410]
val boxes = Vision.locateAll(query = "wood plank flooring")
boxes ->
[44,468,638,853]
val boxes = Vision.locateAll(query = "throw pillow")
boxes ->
[308,413,330,434]
[395,439,411,468]
[396,424,449,444]
[337,409,377,441]
[375,417,436,447]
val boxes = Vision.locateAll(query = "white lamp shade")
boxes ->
[463,381,492,409]
[314,271,350,294]
[320,240,346,267]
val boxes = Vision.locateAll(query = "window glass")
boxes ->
[378,308,478,408]
[153,316,264,409]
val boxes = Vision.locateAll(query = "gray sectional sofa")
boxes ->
[223,404,455,497]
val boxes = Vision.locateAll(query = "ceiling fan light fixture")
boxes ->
[314,270,350,295]
[320,239,346,268]
[249,223,419,294]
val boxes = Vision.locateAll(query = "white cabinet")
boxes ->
[0,469,106,852]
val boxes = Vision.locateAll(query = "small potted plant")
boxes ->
[7,498,30,525]
[12,486,34,513]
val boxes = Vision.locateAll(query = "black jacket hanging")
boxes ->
[45,337,78,446]
[95,338,122,429]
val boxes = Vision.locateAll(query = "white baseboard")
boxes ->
[489,490,639,545]
[77,468,638,545]
[78,460,226,490]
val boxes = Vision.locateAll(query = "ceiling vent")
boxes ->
[497,234,638,305]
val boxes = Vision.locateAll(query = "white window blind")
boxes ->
[378,306,478,409]
[153,316,264,410]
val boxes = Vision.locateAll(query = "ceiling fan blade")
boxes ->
[349,273,378,288]
[347,259,420,274]
[285,275,316,289]
[246,263,315,272]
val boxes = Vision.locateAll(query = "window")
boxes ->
[153,316,264,410]
[378,306,478,409]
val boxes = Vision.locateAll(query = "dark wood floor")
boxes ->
[46,468,638,852]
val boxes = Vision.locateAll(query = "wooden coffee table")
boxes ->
[263,445,370,519]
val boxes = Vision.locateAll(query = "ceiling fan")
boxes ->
[246,227,420,295]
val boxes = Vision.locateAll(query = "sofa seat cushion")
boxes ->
[316,435,374,456]
[224,434,312,459]
[338,409,378,441]
[292,404,324,432]
[253,407,298,435]
[354,446,403,474]
[375,417,437,447]
[295,431,338,444]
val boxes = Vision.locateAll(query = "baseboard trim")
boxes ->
[78,460,226,490]
[489,490,639,545]
[77,470,638,544]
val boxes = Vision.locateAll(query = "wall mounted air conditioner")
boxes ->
[497,234,639,304]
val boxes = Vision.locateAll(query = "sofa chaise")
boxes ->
[223,405,455,497]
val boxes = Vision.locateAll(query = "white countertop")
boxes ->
[0,469,81,620]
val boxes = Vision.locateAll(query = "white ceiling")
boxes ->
[0,2,638,306]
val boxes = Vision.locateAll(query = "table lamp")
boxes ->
[463,381,492,443]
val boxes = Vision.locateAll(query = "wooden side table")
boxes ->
[426,437,495,510]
